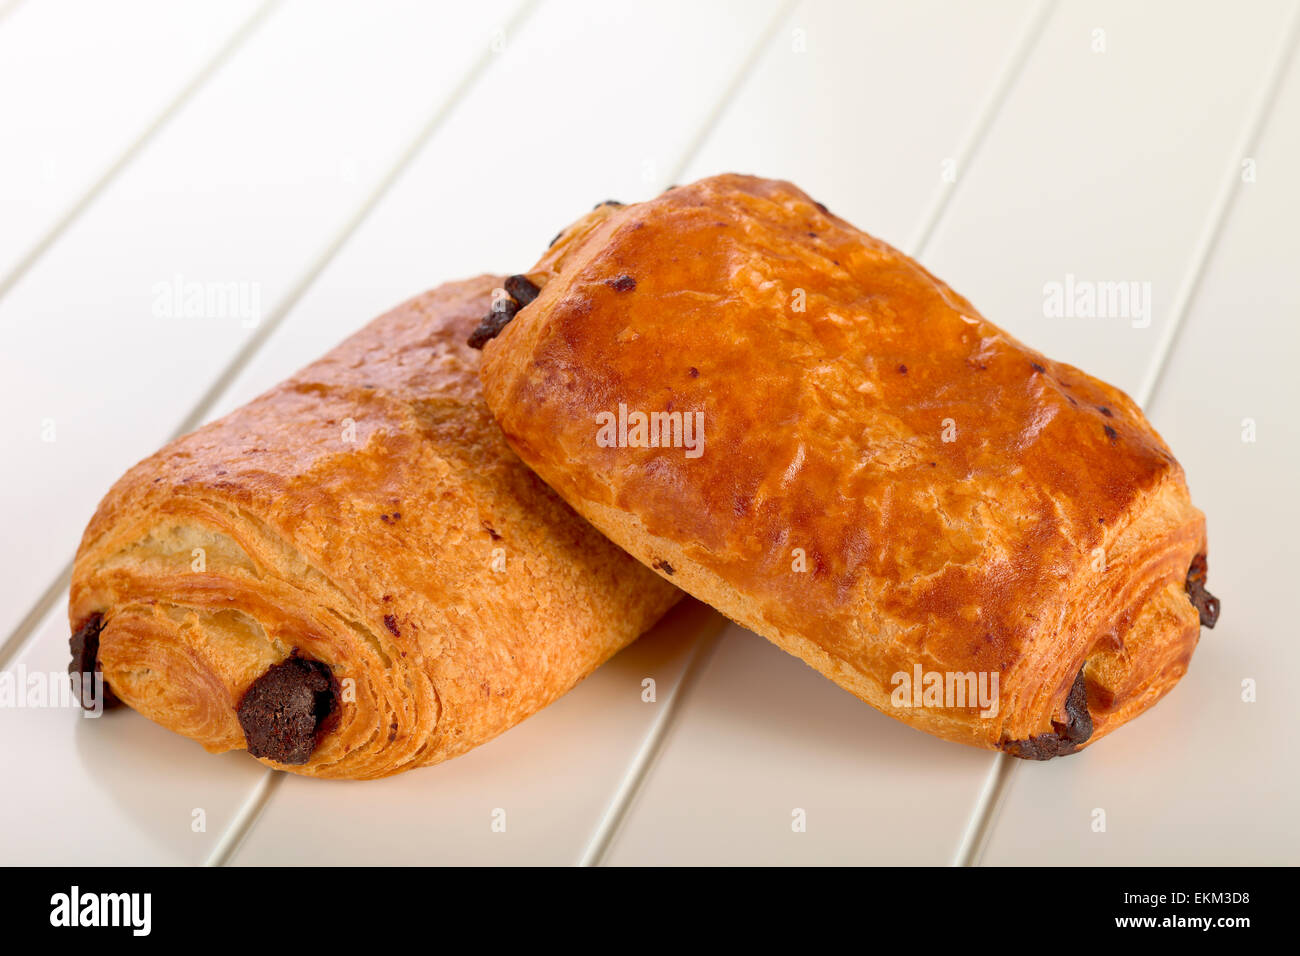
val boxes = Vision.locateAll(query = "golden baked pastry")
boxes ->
[69,276,679,779]
[477,174,1218,758]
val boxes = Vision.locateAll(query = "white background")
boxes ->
[1,0,1296,865]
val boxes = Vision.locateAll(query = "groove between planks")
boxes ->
[204,771,283,867]
[578,630,724,867]
[0,0,281,305]
[1136,4,1300,410]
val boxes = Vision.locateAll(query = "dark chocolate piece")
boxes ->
[68,613,121,710]
[1001,666,1093,760]
[504,274,541,307]
[652,559,675,576]
[1185,553,1220,628]
[236,652,340,765]
[605,274,636,292]
[467,297,521,350]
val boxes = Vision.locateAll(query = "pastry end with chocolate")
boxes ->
[68,612,121,710]
[1185,553,1220,628]
[1000,667,1094,760]
[236,652,340,765]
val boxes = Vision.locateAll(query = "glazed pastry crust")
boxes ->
[479,175,1210,755]
[70,276,679,779]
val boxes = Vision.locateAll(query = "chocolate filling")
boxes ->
[467,296,520,350]
[1001,666,1093,760]
[1185,553,1220,628]
[236,652,340,765]
[468,275,545,349]
[504,273,540,307]
[68,613,121,710]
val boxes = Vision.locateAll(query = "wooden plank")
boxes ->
[921,0,1299,395]
[981,21,1300,866]
[0,0,265,289]
[602,0,1296,865]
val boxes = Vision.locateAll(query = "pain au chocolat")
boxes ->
[69,276,678,779]
[475,174,1218,759]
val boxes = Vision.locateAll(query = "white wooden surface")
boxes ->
[1,0,1296,866]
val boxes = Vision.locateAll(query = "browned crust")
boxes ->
[479,174,1210,754]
